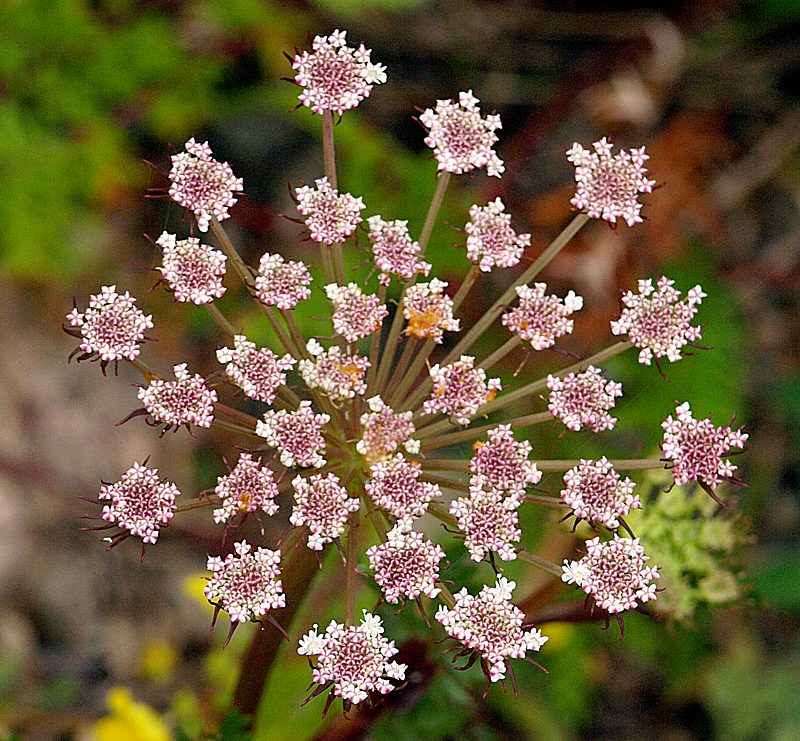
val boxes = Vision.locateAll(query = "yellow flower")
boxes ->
[91,687,171,741]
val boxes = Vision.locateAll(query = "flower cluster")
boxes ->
[256,401,330,469]
[289,473,360,550]
[611,277,705,366]
[299,340,370,401]
[296,178,364,246]
[204,541,285,623]
[216,335,296,405]
[365,454,439,529]
[367,216,430,286]
[502,283,583,351]
[436,578,548,682]
[66,285,153,363]
[450,488,523,562]
[661,402,748,491]
[420,90,504,177]
[168,138,243,232]
[292,30,386,116]
[562,535,659,614]
[254,253,312,309]
[358,397,419,461]
[469,425,542,495]
[465,198,530,272]
[137,363,217,430]
[99,462,180,544]
[424,356,502,425]
[212,454,280,525]
[402,279,460,342]
[325,283,388,342]
[566,137,655,227]
[156,232,227,304]
[298,612,406,706]
[560,458,639,529]
[547,365,622,432]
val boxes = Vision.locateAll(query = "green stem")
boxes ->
[417,411,552,452]
[403,213,589,410]
[518,551,563,577]
[204,302,237,337]
[421,458,666,473]
[478,335,521,371]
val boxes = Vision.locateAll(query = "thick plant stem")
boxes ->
[386,337,419,407]
[418,412,553,452]
[366,284,387,393]
[404,213,590,410]
[450,265,481,314]
[322,111,346,286]
[374,173,451,395]
[344,509,360,625]
[393,338,435,409]
[232,529,321,725]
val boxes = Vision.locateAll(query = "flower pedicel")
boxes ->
[68,30,747,716]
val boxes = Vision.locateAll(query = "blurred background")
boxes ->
[1,0,799,739]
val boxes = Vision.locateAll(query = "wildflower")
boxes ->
[298,611,406,706]
[465,198,530,272]
[566,137,654,227]
[137,363,216,431]
[155,232,227,304]
[254,252,312,309]
[450,489,522,562]
[469,425,542,496]
[99,462,180,544]
[435,577,547,683]
[292,30,386,116]
[402,279,460,342]
[366,526,444,603]
[216,335,296,405]
[325,284,388,343]
[560,458,640,529]
[547,365,622,433]
[205,541,284,624]
[502,283,583,350]
[256,401,330,469]
[424,356,502,426]
[367,216,430,286]
[213,453,280,525]
[296,178,364,245]
[365,454,439,529]
[289,473,360,550]
[299,339,370,401]
[168,138,243,232]
[357,397,419,461]
[420,90,504,177]
[562,535,659,613]
[661,402,748,491]
[66,285,153,363]
[611,277,705,366]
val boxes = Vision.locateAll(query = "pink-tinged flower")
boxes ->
[213,453,280,525]
[216,335,296,405]
[99,462,180,544]
[298,611,406,706]
[465,198,530,272]
[435,577,547,683]
[502,283,583,351]
[562,535,659,614]
[254,252,312,310]
[168,138,243,232]
[299,339,370,401]
[295,178,364,246]
[366,526,444,604]
[204,541,285,623]
[450,489,522,562]
[66,285,153,363]
[289,472,360,550]
[358,397,419,462]
[547,365,622,433]
[611,277,705,366]
[661,402,748,490]
[367,216,431,286]
[155,232,227,304]
[402,279,460,343]
[566,137,655,227]
[560,458,639,529]
[419,90,504,177]
[365,454,439,529]
[256,401,330,469]
[137,363,216,430]
[325,284,388,343]
[424,356,502,426]
[469,425,542,496]
[292,30,387,116]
